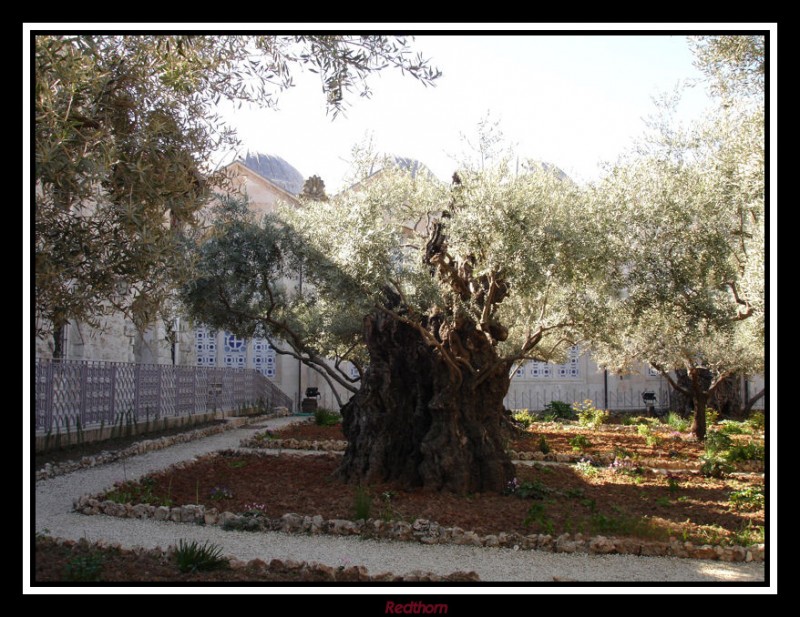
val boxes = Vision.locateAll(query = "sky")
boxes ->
[213,33,717,192]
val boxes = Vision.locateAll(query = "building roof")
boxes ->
[239,152,305,195]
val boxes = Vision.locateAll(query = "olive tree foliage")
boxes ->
[294,159,614,491]
[181,192,371,407]
[688,34,765,100]
[283,159,607,383]
[589,36,765,440]
[34,34,440,357]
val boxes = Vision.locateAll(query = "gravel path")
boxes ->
[33,418,766,584]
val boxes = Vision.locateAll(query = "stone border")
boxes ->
[35,413,288,481]
[73,457,765,565]
[241,435,348,452]
[36,536,479,582]
[240,436,764,474]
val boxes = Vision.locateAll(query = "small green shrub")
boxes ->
[588,512,667,540]
[725,441,765,463]
[574,400,610,429]
[666,473,681,495]
[544,400,574,419]
[705,407,719,425]
[523,502,554,533]
[575,458,599,477]
[704,431,733,456]
[314,407,342,427]
[612,446,634,460]
[731,522,765,546]
[506,478,550,499]
[700,455,733,478]
[729,486,765,511]
[569,434,592,452]
[747,411,765,431]
[106,477,158,505]
[174,540,228,573]
[717,420,750,435]
[637,423,662,447]
[538,435,550,454]
[512,410,535,428]
[665,411,690,432]
[63,554,104,582]
[627,416,659,427]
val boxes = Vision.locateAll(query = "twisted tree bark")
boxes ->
[336,309,515,494]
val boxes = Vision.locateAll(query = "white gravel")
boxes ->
[32,418,766,585]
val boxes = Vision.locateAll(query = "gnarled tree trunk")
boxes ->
[336,311,515,494]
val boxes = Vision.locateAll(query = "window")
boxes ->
[195,326,217,366]
[223,331,246,368]
[252,338,277,378]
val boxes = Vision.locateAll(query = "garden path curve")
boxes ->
[32,417,767,584]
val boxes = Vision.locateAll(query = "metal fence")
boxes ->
[34,359,294,433]
[504,384,674,413]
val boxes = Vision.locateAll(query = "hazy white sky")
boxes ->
[215,34,716,192]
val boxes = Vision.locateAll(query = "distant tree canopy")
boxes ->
[34,34,440,355]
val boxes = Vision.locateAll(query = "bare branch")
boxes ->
[727,281,754,321]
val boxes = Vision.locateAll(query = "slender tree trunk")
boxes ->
[336,311,515,494]
[689,370,708,441]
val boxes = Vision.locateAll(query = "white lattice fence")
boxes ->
[34,359,293,433]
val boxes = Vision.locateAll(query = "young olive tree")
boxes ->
[590,102,764,441]
[34,34,439,356]
[588,35,765,441]
[276,161,608,493]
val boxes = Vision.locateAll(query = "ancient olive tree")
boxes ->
[34,34,439,356]
[187,158,607,493]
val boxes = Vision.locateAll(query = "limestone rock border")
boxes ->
[36,536,479,582]
[73,493,764,563]
[241,435,348,452]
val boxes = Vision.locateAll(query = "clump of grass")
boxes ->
[746,411,765,431]
[63,553,104,582]
[717,420,751,435]
[314,407,342,427]
[569,434,592,452]
[174,540,229,573]
[664,411,690,432]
